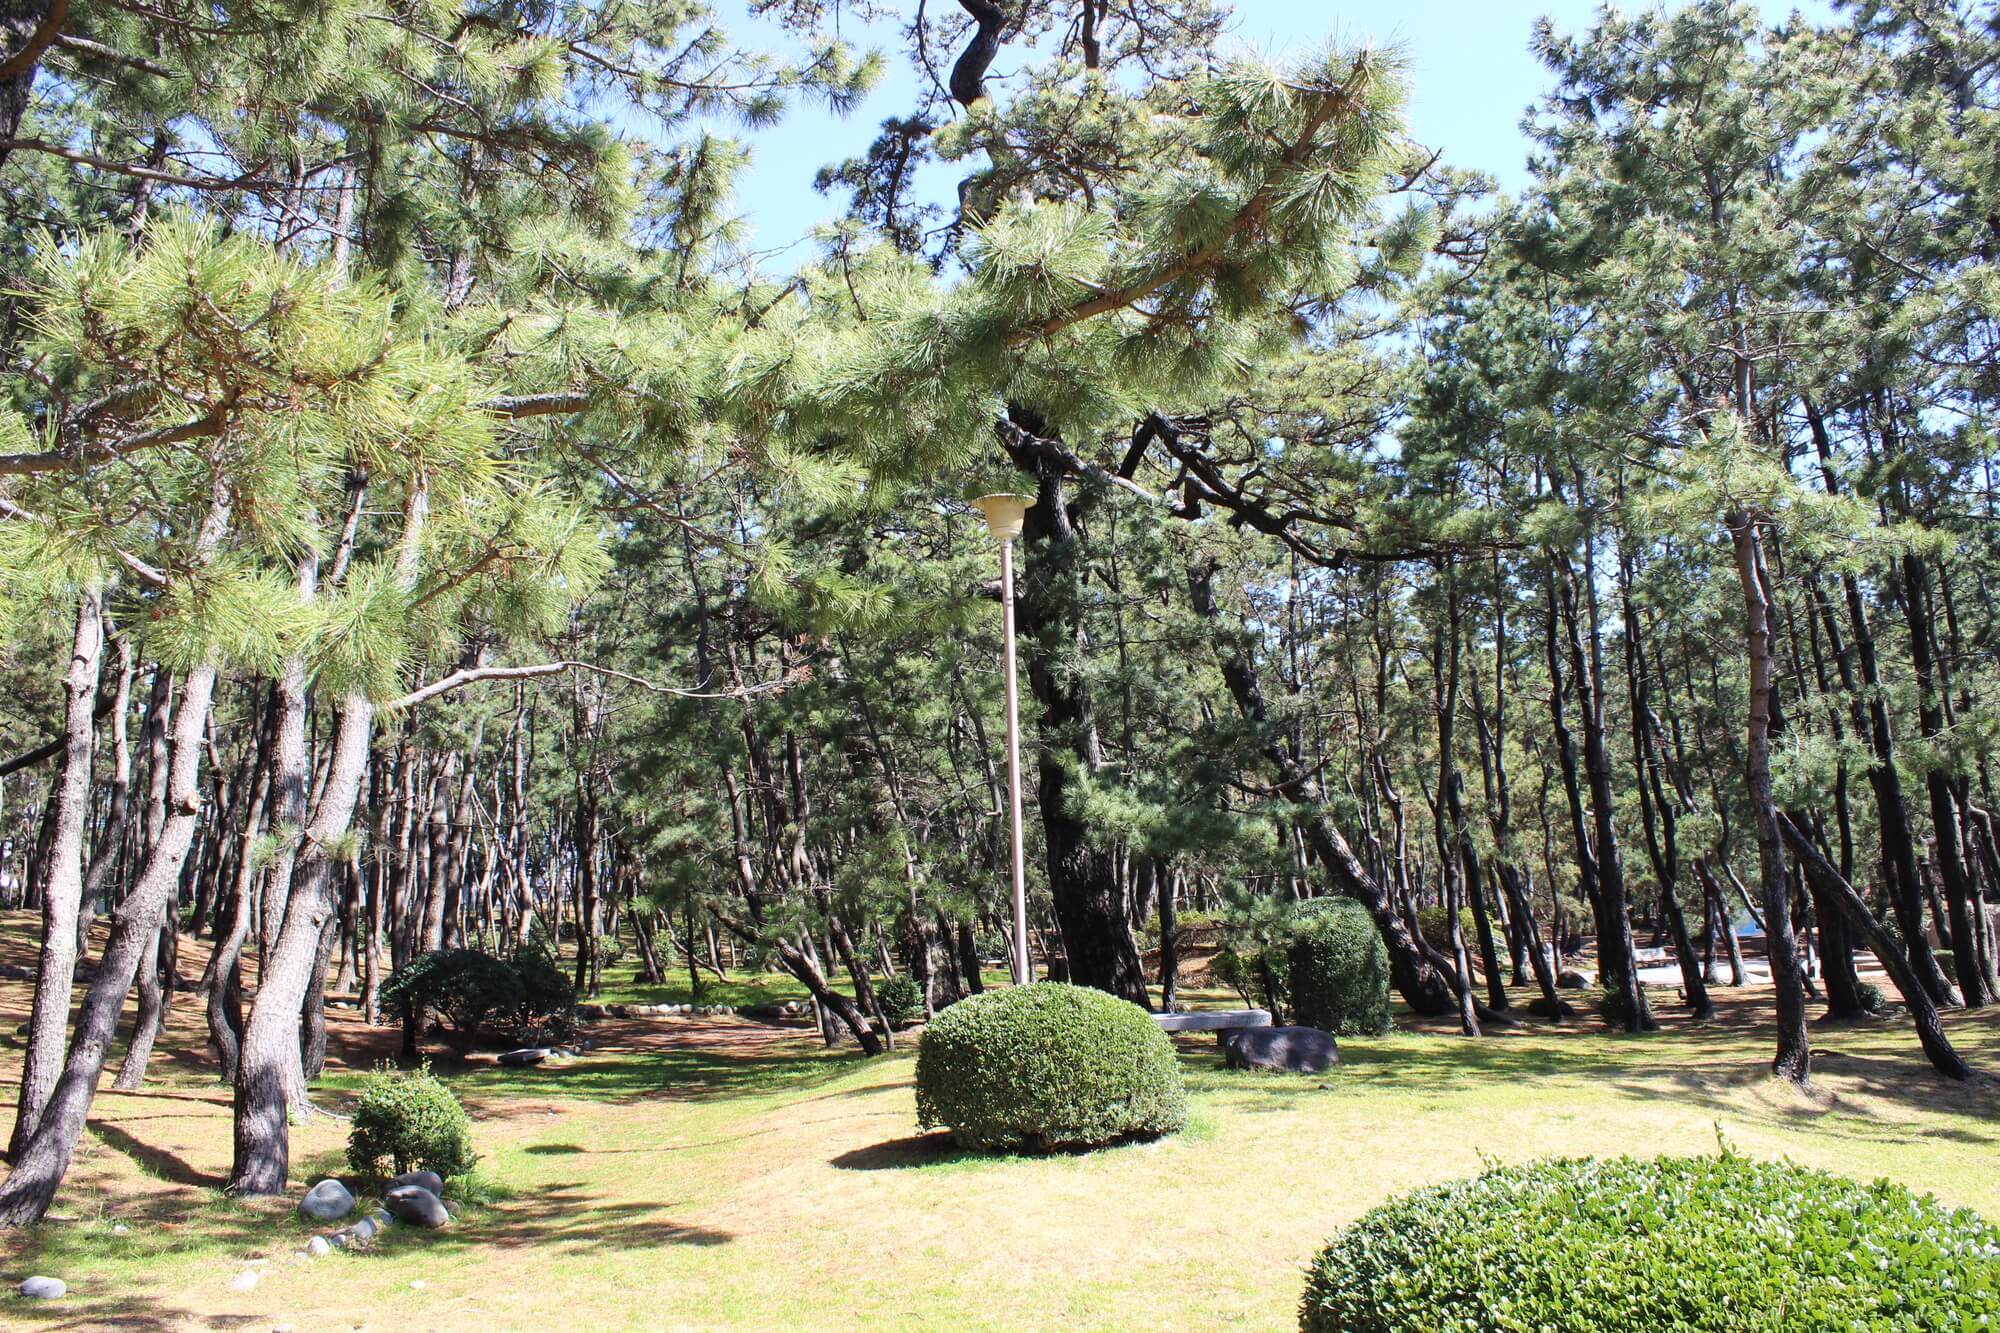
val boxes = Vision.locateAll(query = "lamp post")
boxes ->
[972,493,1034,987]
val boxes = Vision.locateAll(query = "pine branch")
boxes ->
[384,659,803,712]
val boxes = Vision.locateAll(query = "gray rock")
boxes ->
[228,1269,261,1292]
[305,1235,333,1257]
[1220,1025,1339,1074]
[18,1276,65,1300]
[1557,968,1595,990]
[384,1185,450,1229]
[389,1169,444,1198]
[298,1177,355,1222]
[498,1046,552,1067]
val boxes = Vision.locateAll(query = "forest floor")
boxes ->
[0,914,1996,1330]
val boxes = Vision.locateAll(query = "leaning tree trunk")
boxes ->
[1729,509,1810,1086]
[8,588,104,1158]
[1188,559,1457,1015]
[228,699,374,1195]
[1778,813,1969,1080]
[0,658,219,1226]
[109,926,167,1090]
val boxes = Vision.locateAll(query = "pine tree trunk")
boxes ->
[1729,510,1810,1086]
[0,655,220,1227]
[8,589,104,1158]
[1188,560,1456,1015]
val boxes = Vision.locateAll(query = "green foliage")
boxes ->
[346,1063,477,1183]
[915,983,1187,1152]
[873,975,924,1029]
[382,949,525,1053]
[1413,906,1476,956]
[1300,1154,2000,1332]
[509,945,580,1045]
[1286,898,1391,1036]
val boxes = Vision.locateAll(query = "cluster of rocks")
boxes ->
[297,1170,452,1251]
[576,999,808,1022]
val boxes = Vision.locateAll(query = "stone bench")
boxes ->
[1152,1008,1271,1035]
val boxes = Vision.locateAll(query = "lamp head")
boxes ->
[971,493,1034,542]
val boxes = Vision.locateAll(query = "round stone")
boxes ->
[384,1184,450,1229]
[18,1276,65,1300]
[305,1235,333,1257]
[388,1169,444,1198]
[298,1177,356,1222]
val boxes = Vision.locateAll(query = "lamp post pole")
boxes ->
[973,494,1035,987]
[998,532,1029,987]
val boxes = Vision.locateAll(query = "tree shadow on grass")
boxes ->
[411,1044,869,1114]
[85,1119,224,1188]
[367,1181,733,1256]
[28,1300,266,1331]
[829,1133,979,1171]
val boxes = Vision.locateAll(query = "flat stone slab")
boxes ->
[498,1047,553,1067]
[1221,1025,1338,1073]
[1152,1008,1271,1034]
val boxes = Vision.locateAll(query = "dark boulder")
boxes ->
[389,1169,445,1197]
[383,1185,450,1229]
[1221,1025,1339,1073]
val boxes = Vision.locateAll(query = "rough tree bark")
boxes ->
[7,587,103,1159]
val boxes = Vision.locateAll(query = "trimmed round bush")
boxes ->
[346,1063,477,1182]
[1285,898,1390,1036]
[1300,1154,2000,1332]
[915,982,1187,1151]
[873,975,924,1029]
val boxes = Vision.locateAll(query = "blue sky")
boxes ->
[713,1,1835,260]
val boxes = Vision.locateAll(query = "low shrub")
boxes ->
[382,949,524,1054]
[346,1063,477,1182]
[1300,1154,2000,1332]
[873,975,924,1028]
[509,944,578,1044]
[1414,905,1477,955]
[384,947,579,1050]
[1285,898,1390,1036]
[915,982,1186,1151]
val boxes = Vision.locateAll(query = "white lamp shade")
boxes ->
[972,493,1035,541]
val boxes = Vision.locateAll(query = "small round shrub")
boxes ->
[346,1063,477,1182]
[1285,898,1390,1036]
[1300,1154,2000,1332]
[873,975,924,1029]
[915,983,1187,1151]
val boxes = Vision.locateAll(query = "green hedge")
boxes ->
[1286,898,1390,1036]
[1301,1154,2000,1332]
[915,983,1187,1151]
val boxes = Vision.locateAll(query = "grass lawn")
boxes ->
[1,918,1997,1329]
